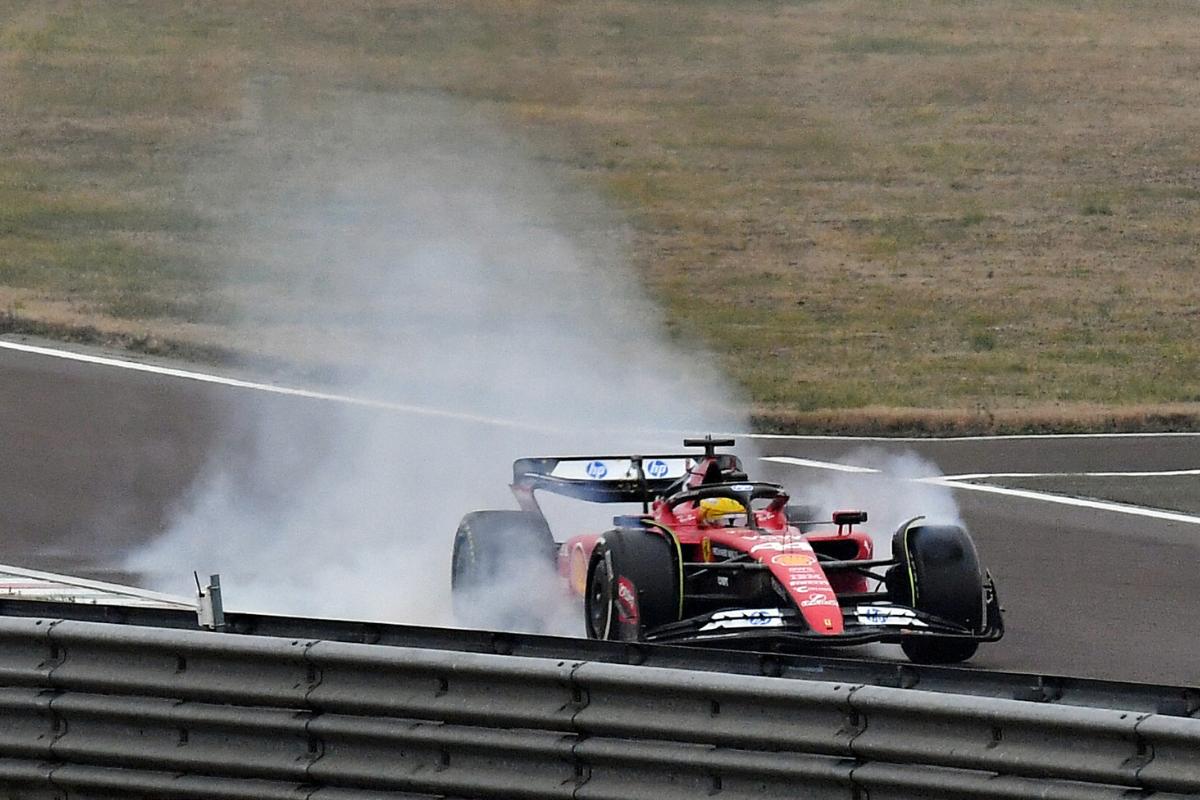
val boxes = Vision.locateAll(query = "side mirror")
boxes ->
[832,510,868,527]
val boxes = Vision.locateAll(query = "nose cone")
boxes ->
[761,550,845,635]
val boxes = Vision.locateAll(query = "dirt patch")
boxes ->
[751,403,1200,436]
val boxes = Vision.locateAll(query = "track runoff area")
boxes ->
[2,337,1198,683]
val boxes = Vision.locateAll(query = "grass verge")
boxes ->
[1,1,1198,431]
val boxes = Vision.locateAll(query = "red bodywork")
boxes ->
[524,455,874,638]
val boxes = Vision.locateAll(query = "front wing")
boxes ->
[643,591,1004,649]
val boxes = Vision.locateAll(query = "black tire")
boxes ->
[451,510,557,630]
[586,530,681,641]
[888,524,985,664]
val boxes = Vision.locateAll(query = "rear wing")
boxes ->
[512,455,697,505]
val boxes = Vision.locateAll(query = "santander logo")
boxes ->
[615,577,640,624]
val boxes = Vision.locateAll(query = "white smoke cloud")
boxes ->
[126,86,745,631]
[776,449,964,660]
[785,449,965,563]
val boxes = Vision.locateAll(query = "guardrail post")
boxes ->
[196,573,225,631]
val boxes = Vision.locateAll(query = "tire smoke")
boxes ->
[125,86,744,630]
[775,449,965,660]
[784,449,965,563]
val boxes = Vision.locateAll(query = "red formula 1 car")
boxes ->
[452,437,1003,663]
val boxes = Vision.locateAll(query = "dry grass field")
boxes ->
[1,1,1198,432]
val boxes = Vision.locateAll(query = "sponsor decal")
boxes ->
[699,609,785,632]
[853,605,928,628]
[860,607,890,626]
[712,546,739,560]
[771,553,817,567]
[730,484,754,492]
[800,593,839,608]
[700,537,713,563]
[615,577,639,624]
[786,568,821,578]
[750,540,814,554]
[552,458,686,481]
[717,575,731,588]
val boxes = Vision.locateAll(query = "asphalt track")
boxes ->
[1,338,1197,685]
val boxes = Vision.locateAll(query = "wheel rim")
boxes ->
[587,557,613,639]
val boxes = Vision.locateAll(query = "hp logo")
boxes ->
[646,459,669,478]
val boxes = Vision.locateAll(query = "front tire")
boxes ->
[586,530,681,641]
[888,524,985,664]
[451,510,557,631]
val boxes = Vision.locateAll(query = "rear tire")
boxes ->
[586,530,681,641]
[451,510,557,630]
[888,524,984,664]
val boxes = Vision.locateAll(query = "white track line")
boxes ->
[0,563,194,607]
[0,339,553,432]
[764,455,1200,526]
[917,477,1200,526]
[761,456,881,474]
[6,338,1199,443]
[941,469,1200,480]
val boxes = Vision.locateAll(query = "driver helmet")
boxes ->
[699,497,747,527]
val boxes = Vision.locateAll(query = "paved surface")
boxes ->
[0,342,337,582]
[0,344,220,580]
[1,337,1198,684]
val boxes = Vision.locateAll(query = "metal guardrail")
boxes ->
[0,613,1195,799]
[1,597,1196,717]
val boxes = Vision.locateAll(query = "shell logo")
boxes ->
[771,553,817,567]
